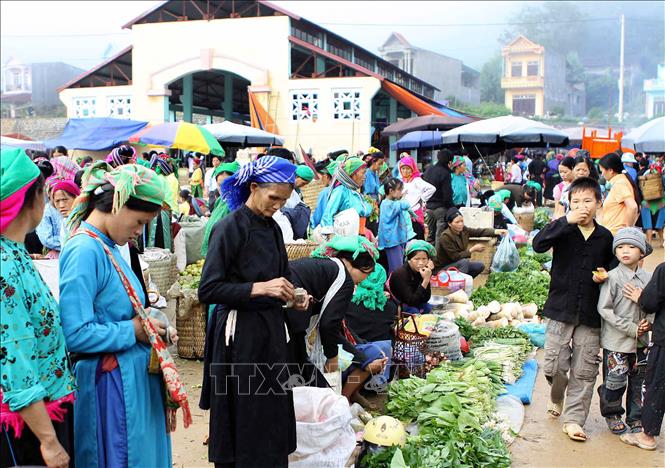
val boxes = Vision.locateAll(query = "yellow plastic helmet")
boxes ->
[363,416,407,447]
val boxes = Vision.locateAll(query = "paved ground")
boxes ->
[167,245,664,467]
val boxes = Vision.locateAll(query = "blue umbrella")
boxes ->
[390,130,443,150]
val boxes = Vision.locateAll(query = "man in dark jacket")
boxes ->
[532,177,614,441]
[620,262,665,450]
[422,149,454,244]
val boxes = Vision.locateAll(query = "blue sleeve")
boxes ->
[310,188,328,229]
[58,237,136,353]
[36,206,62,250]
[321,186,346,228]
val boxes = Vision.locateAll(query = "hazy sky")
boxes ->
[0,0,530,72]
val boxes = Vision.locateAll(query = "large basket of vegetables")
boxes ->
[392,307,428,377]
[168,260,206,359]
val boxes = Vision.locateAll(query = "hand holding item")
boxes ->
[133,315,166,344]
[324,355,339,373]
[494,229,508,236]
[420,266,433,282]
[637,319,651,336]
[366,357,388,374]
[292,288,312,311]
[592,268,609,284]
[622,283,642,303]
[566,207,589,225]
[253,277,295,303]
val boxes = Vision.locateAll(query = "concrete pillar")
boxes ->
[182,75,193,123]
[388,97,398,165]
[224,74,233,121]
[163,97,170,122]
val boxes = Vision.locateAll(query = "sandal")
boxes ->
[620,432,657,450]
[605,416,627,435]
[547,400,562,418]
[562,423,587,442]
[627,422,643,433]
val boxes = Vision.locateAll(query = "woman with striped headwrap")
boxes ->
[198,156,306,467]
[319,156,372,234]
[59,162,190,467]
[105,145,137,168]
[146,153,179,249]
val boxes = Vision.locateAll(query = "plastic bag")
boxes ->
[333,208,360,237]
[288,387,356,468]
[337,344,354,372]
[491,235,520,272]
[507,223,528,244]
[518,323,546,348]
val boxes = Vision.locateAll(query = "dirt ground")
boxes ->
[168,245,664,467]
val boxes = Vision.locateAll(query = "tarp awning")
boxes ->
[248,91,279,135]
[203,121,284,146]
[44,118,149,151]
[0,136,46,151]
[381,80,444,117]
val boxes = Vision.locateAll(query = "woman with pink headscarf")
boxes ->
[398,156,435,240]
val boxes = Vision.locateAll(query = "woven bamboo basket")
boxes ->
[301,180,326,210]
[145,253,178,295]
[516,212,535,232]
[639,174,663,201]
[285,242,319,260]
[470,237,497,273]
[175,298,206,360]
[392,307,428,378]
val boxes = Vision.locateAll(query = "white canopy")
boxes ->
[1,136,46,151]
[441,115,569,147]
[622,117,665,153]
[203,121,284,146]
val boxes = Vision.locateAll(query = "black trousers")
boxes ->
[0,402,74,468]
[598,348,647,425]
[642,344,665,436]
[426,207,448,244]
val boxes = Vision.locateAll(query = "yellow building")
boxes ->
[56,1,463,161]
[501,35,584,117]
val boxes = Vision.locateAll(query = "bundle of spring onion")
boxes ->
[470,338,532,384]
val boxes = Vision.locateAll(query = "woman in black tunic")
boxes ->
[198,156,302,468]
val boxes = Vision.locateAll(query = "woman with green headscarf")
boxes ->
[389,239,437,314]
[59,161,189,467]
[1,148,76,468]
[286,236,388,403]
[319,157,372,234]
[200,161,240,256]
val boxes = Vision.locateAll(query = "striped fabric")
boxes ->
[222,156,296,211]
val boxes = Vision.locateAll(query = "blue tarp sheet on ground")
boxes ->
[503,359,539,404]
[44,118,149,151]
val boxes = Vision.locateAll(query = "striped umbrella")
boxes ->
[129,122,225,156]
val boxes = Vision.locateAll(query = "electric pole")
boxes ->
[618,14,625,123]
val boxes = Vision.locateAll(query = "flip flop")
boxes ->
[605,416,627,435]
[620,433,657,451]
[547,400,562,418]
[562,423,587,442]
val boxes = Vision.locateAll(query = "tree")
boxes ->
[480,54,504,104]
[500,1,588,55]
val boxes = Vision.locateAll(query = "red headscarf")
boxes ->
[51,179,81,198]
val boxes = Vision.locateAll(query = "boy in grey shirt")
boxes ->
[597,227,653,435]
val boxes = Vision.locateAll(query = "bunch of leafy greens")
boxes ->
[470,269,550,310]
[365,359,511,468]
[533,207,551,230]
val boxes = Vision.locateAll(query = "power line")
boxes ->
[1,31,129,38]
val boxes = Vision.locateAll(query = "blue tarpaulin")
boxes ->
[391,130,443,150]
[503,359,539,404]
[44,118,149,151]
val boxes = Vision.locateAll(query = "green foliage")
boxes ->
[456,101,512,119]
[479,54,504,104]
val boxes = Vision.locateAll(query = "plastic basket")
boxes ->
[392,307,428,378]
[175,298,206,360]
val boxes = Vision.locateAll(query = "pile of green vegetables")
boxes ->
[470,247,551,310]
[534,207,551,230]
[177,259,205,290]
[362,359,511,468]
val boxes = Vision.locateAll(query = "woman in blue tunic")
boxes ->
[59,162,188,468]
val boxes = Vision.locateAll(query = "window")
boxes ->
[108,96,132,118]
[527,61,539,76]
[511,62,522,77]
[332,89,361,120]
[73,97,97,118]
[291,90,319,121]
[654,100,665,117]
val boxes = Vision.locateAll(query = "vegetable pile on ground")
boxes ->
[361,359,512,467]
[470,247,551,311]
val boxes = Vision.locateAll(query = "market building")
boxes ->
[500,35,585,118]
[57,0,465,161]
